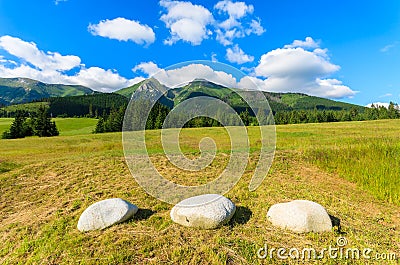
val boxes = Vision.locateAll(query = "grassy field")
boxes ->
[0,102,49,115]
[53,118,98,136]
[0,118,13,136]
[0,119,399,264]
[0,118,98,136]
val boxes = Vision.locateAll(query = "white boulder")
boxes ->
[77,198,138,232]
[267,200,332,233]
[170,194,236,229]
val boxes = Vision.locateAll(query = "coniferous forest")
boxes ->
[1,91,399,135]
[2,105,59,139]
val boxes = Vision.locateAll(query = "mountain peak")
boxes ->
[186,78,226,90]
[0,77,93,105]
[192,78,210,83]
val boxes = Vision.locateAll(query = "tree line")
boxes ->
[94,101,171,133]
[274,102,400,125]
[94,101,400,133]
[2,94,399,137]
[2,105,59,139]
[0,93,128,118]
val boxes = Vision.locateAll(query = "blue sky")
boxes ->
[0,0,399,106]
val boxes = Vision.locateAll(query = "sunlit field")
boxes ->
[0,119,399,264]
[0,118,98,137]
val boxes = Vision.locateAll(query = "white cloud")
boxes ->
[88,17,155,46]
[315,78,357,99]
[247,19,265,35]
[365,102,391,108]
[160,0,213,45]
[67,67,142,92]
[214,0,265,46]
[133,61,162,76]
[159,0,265,46]
[214,0,254,19]
[0,35,142,92]
[140,62,237,88]
[248,37,357,98]
[226,44,254,64]
[0,64,68,84]
[0,35,81,71]
[254,47,339,78]
[380,42,398,53]
[284,36,320,49]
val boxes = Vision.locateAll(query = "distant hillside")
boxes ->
[263,92,365,112]
[0,77,94,105]
[0,93,128,118]
[46,93,128,117]
[116,78,365,113]
[0,77,366,119]
[115,80,145,98]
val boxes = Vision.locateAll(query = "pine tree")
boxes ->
[32,106,59,137]
[2,111,35,139]
[388,102,399,119]
[2,111,26,139]
[239,109,250,126]
[94,117,105,133]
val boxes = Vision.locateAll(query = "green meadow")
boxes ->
[0,118,98,137]
[0,118,399,264]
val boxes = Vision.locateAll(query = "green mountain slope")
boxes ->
[128,78,364,113]
[0,77,94,105]
[115,80,145,98]
[1,77,366,118]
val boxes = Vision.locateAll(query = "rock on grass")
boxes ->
[77,198,138,232]
[170,194,236,229]
[267,200,332,233]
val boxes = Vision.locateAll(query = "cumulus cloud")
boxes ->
[132,61,162,76]
[0,35,141,92]
[134,62,238,88]
[214,0,254,19]
[249,37,357,98]
[214,0,265,46]
[225,44,254,64]
[0,35,81,71]
[254,47,339,78]
[160,0,213,45]
[159,0,265,47]
[67,67,143,92]
[284,36,320,49]
[88,17,155,45]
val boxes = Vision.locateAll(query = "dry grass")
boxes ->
[0,120,399,264]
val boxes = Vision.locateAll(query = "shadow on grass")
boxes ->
[0,161,19,174]
[229,206,252,226]
[134,208,156,221]
[329,214,344,234]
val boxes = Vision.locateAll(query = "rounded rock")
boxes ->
[170,194,236,229]
[77,198,138,232]
[267,200,332,233]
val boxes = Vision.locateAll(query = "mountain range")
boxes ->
[0,77,365,114]
[116,78,364,112]
[0,77,94,105]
